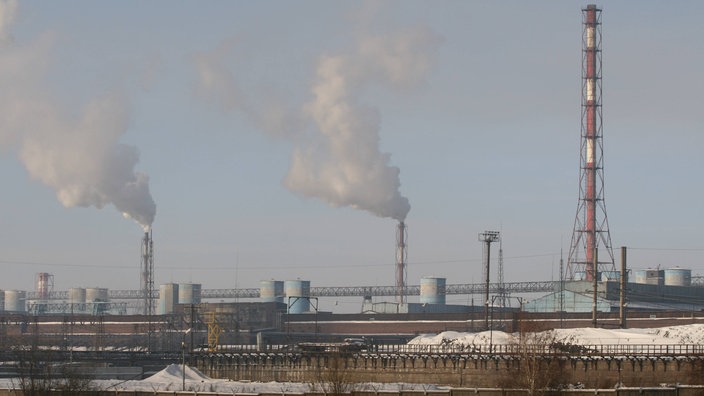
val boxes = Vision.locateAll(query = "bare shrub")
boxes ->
[500,321,568,395]
[312,352,356,396]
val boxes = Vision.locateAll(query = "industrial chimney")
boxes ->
[396,221,407,304]
[141,230,154,316]
[567,4,615,281]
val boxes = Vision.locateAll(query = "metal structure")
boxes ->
[140,230,155,316]
[496,239,509,308]
[26,281,559,303]
[478,231,500,328]
[35,272,54,301]
[567,4,615,281]
[395,221,408,304]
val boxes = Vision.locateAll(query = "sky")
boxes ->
[0,1,702,310]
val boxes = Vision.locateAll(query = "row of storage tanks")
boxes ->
[580,268,693,287]
[0,269,693,314]
[0,287,110,313]
[158,277,450,314]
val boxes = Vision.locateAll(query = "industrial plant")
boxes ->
[2,5,700,327]
[1,4,703,392]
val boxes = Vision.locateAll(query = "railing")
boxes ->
[211,343,704,357]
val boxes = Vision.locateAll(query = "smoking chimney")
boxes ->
[141,230,154,316]
[396,221,407,304]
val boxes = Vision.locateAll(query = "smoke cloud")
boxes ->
[284,27,440,221]
[0,2,156,230]
[192,23,439,222]
[0,0,17,44]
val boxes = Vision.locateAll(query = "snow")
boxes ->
[408,324,704,347]
[0,364,449,393]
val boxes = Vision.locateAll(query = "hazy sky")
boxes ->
[0,1,702,309]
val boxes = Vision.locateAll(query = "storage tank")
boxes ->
[86,288,109,314]
[664,268,691,287]
[260,280,284,303]
[69,287,86,304]
[420,277,446,305]
[158,283,179,314]
[633,269,648,284]
[178,283,201,304]
[68,287,86,312]
[86,288,108,303]
[600,271,620,282]
[4,290,26,312]
[634,269,662,285]
[284,280,310,314]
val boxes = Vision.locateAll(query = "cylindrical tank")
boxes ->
[647,270,662,285]
[260,280,284,303]
[633,270,648,284]
[600,271,620,282]
[178,283,202,304]
[4,290,26,312]
[86,288,108,302]
[420,277,446,305]
[284,280,310,314]
[69,288,86,304]
[664,268,691,287]
[68,287,86,312]
[158,283,179,314]
[86,287,109,314]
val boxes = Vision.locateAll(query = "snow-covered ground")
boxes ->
[0,364,449,393]
[408,324,704,347]
[0,324,702,392]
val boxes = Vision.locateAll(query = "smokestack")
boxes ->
[396,221,407,304]
[567,4,615,280]
[141,230,154,316]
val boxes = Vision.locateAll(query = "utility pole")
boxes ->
[479,231,500,329]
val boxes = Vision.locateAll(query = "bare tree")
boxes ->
[500,321,568,395]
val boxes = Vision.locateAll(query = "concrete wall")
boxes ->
[193,353,704,389]
[0,387,703,396]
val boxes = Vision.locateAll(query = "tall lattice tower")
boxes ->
[141,230,155,316]
[567,5,615,281]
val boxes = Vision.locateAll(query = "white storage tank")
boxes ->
[69,287,86,304]
[4,290,26,312]
[68,287,86,312]
[86,288,108,303]
[178,283,201,304]
[285,280,310,314]
[420,277,446,305]
[158,283,179,314]
[633,269,648,284]
[260,280,284,303]
[86,288,109,314]
[664,268,691,287]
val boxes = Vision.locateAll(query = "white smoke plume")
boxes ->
[0,3,156,231]
[284,27,440,221]
[193,39,304,139]
[191,23,439,221]
[0,0,17,44]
